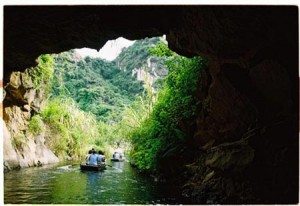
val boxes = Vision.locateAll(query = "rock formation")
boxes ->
[131,56,168,89]
[3,70,59,171]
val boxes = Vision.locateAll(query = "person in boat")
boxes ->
[97,150,105,165]
[85,150,92,165]
[88,150,98,166]
[113,151,123,159]
[113,152,119,159]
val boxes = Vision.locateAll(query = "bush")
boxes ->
[40,97,107,159]
[29,54,54,92]
[28,115,44,135]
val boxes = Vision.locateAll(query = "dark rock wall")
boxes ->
[4,6,298,203]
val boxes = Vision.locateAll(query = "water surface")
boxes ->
[4,161,182,204]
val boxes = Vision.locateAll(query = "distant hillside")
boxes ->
[51,50,144,122]
[114,37,168,90]
[51,37,168,123]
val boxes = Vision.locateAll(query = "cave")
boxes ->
[3,5,299,204]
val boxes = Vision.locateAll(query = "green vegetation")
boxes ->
[28,115,44,135]
[51,50,144,122]
[128,42,205,171]
[50,37,166,124]
[26,37,166,160]
[29,54,54,93]
[26,37,205,167]
[115,37,165,72]
[107,83,156,148]
[26,54,107,159]
[40,97,108,159]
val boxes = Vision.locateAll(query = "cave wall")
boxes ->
[3,5,298,203]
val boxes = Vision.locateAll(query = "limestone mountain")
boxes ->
[114,37,168,90]
[51,37,168,122]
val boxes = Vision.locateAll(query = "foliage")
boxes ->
[128,42,205,171]
[108,82,156,148]
[28,115,44,135]
[24,38,167,159]
[22,37,205,165]
[29,54,54,92]
[51,37,166,123]
[40,97,108,159]
[51,50,144,122]
[115,37,163,72]
[148,41,175,57]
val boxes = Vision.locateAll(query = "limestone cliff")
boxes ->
[114,37,168,91]
[3,70,59,171]
[131,56,168,90]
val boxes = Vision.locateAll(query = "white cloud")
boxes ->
[75,37,135,61]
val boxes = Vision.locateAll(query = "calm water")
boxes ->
[4,161,183,204]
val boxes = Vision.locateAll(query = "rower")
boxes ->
[89,150,98,165]
[97,150,105,164]
[85,150,92,165]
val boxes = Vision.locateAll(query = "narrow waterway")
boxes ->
[4,161,184,204]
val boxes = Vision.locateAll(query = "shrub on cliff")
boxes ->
[29,54,54,93]
[29,115,44,135]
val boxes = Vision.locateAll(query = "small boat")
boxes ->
[80,164,106,171]
[111,158,125,162]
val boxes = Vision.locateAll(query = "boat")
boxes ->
[80,164,106,171]
[111,158,125,162]
[111,151,125,162]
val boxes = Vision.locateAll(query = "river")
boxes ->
[4,161,185,204]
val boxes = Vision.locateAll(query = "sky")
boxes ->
[75,37,135,61]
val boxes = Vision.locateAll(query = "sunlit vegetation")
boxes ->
[28,115,45,135]
[29,54,54,93]
[51,50,144,122]
[26,37,205,167]
[128,42,205,171]
[115,37,165,72]
[26,37,165,160]
[107,83,156,148]
[40,97,110,159]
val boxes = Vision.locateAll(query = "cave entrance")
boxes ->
[4,34,198,161]
[4,6,298,205]
[4,34,202,204]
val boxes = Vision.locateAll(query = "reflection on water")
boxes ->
[4,161,182,204]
